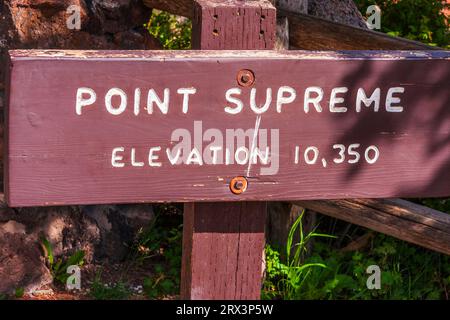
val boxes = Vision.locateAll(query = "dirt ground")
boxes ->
[19,260,178,300]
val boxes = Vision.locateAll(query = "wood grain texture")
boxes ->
[294,198,450,255]
[181,202,266,299]
[282,10,438,50]
[5,50,450,207]
[192,0,276,50]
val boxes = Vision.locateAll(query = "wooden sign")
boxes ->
[5,50,450,207]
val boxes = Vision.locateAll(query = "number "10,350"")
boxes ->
[294,144,380,166]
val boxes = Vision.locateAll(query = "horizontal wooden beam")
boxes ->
[293,199,450,255]
[279,9,437,50]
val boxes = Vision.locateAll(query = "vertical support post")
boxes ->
[180,0,276,300]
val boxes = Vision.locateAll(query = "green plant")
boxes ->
[128,207,183,299]
[266,223,450,300]
[146,10,192,49]
[14,288,24,299]
[263,207,450,300]
[41,237,85,285]
[354,0,449,48]
[422,198,450,213]
[311,233,449,299]
[262,210,335,300]
[90,271,131,300]
[143,269,177,298]
[141,223,182,299]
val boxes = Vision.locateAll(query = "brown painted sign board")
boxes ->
[5,50,450,207]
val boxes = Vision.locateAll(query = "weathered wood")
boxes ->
[282,10,438,50]
[273,0,307,50]
[192,0,276,50]
[5,50,450,207]
[181,0,274,301]
[293,198,450,256]
[5,51,450,206]
[181,202,267,299]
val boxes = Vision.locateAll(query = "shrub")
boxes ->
[354,0,449,48]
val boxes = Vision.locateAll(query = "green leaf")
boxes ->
[41,237,54,266]
[14,288,24,299]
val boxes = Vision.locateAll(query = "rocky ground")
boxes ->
[19,262,177,300]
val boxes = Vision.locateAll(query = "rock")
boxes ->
[90,0,151,34]
[0,0,161,50]
[0,202,154,264]
[117,204,155,230]
[308,0,368,29]
[1,204,101,263]
[0,220,26,234]
[0,193,155,294]
[114,28,162,49]
[0,0,162,89]
[82,204,154,261]
[0,232,53,294]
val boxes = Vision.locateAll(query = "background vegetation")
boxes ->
[355,0,449,48]
[145,10,192,49]
[146,1,449,50]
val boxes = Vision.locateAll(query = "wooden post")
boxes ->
[180,0,276,300]
[181,202,268,299]
[191,0,276,50]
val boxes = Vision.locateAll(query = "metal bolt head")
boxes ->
[237,69,255,87]
[241,74,251,83]
[230,176,248,195]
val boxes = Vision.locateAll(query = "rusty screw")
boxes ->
[230,176,248,195]
[237,69,255,87]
